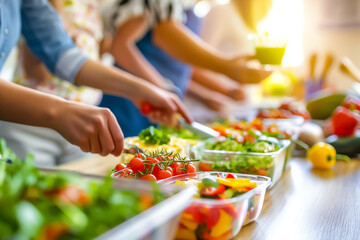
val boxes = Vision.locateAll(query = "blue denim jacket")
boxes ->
[0,0,88,82]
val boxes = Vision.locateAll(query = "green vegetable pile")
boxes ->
[159,126,201,140]
[205,137,281,153]
[139,126,171,145]
[0,139,163,239]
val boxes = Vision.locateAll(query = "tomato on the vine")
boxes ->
[140,174,157,181]
[144,157,160,175]
[119,168,133,178]
[156,170,173,180]
[128,157,145,173]
[170,162,181,175]
[175,163,196,175]
[115,163,127,172]
[166,166,173,175]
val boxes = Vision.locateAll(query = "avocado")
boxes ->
[306,93,347,120]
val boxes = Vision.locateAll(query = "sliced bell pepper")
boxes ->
[200,185,226,197]
[210,209,233,238]
[217,178,257,189]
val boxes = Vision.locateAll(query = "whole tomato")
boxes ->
[115,163,127,172]
[128,157,145,173]
[140,174,157,181]
[144,157,160,175]
[156,170,173,180]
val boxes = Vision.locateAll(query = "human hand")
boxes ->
[133,86,193,126]
[226,85,246,101]
[52,101,124,156]
[225,55,273,84]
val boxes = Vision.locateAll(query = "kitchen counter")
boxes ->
[58,156,360,240]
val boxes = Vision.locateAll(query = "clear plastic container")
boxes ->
[193,140,290,187]
[93,178,194,240]
[158,172,271,240]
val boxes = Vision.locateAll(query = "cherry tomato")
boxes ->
[175,163,196,175]
[170,162,181,175]
[144,157,160,175]
[140,102,153,115]
[119,168,133,178]
[140,174,157,181]
[186,163,196,173]
[128,157,145,173]
[115,163,127,172]
[166,166,173,175]
[156,170,173,180]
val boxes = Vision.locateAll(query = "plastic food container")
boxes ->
[159,172,271,240]
[193,140,290,187]
[94,177,195,240]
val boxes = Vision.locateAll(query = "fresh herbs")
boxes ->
[139,126,171,145]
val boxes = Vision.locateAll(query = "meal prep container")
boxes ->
[193,140,290,187]
[159,172,271,240]
[43,169,194,240]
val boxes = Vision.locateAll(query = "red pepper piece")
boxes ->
[225,173,235,179]
[331,106,359,137]
[200,185,226,197]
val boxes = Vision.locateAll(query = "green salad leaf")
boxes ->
[0,139,165,239]
[139,126,171,145]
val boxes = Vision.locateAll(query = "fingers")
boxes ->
[170,95,193,124]
[107,110,124,156]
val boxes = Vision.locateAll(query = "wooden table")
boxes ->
[58,156,360,240]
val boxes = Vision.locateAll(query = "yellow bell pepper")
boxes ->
[210,209,233,237]
[175,226,197,240]
[306,142,336,169]
[180,218,198,231]
[217,178,257,188]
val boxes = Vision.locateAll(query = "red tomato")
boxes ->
[115,163,127,172]
[144,157,160,175]
[128,157,145,173]
[166,166,173,175]
[140,102,153,115]
[170,162,181,175]
[175,163,196,175]
[140,174,157,181]
[186,163,196,173]
[156,170,173,180]
[119,168,133,178]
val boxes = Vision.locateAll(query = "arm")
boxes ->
[0,80,123,156]
[192,68,245,101]
[187,80,232,112]
[111,16,167,88]
[74,59,192,124]
[153,20,272,84]
[21,0,192,125]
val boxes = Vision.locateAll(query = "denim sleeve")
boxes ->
[20,0,88,82]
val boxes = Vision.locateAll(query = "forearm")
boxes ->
[192,68,231,95]
[153,20,231,74]
[0,80,64,129]
[74,59,153,103]
[112,43,166,88]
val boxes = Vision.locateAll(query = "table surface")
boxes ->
[58,155,360,240]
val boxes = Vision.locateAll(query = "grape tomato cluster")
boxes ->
[114,151,197,181]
